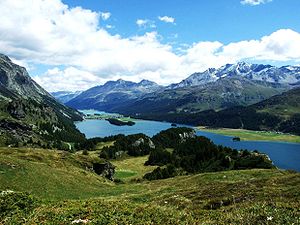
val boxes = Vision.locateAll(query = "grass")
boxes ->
[112,156,157,181]
[1,147,300,224]
[197,126,300,143]
[95,141,115,150]
[75,141,115,158]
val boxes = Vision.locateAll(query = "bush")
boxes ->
[0,191,37,220]
[82,149,89,155]
[144,164,176,180]
[145,147,172,166]
[100,133,153,159]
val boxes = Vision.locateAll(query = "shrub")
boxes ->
[0,191,37,220]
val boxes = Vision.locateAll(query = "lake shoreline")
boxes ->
[196,126,300,144]
[78,109,300,144]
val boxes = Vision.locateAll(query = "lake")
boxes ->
[76,116,300,171]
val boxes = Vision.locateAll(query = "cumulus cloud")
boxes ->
[100,12,111,20]
[32,67,105,92]
[136,19,156,28]
[158,16,175,23]
[0,0,299,92]
[241,0,272,6]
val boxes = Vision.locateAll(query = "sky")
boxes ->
[0,0,300,92]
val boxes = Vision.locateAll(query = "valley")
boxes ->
[1,1,300,224]
[1,56,300,224]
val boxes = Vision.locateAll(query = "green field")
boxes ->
[197,127,300,143]
[112,156,158,181]
[1,148,300,224]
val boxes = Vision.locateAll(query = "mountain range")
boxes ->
[168,62,300,89]
[0,53,84,147]
[64,61,299,115]
[66,79,162,110]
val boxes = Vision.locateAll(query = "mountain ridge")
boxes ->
[168,61,300,89]
[66,78,162,110]
[0,53,85,147]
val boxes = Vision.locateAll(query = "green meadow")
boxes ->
[197,127,300,143]
[1,147,299,224]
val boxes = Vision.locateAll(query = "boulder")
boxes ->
[93,161,115,181]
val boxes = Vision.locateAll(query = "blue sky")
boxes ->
[0,0,300,91]
[64,0,300,44]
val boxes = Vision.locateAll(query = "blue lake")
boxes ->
[75,119,175,138]
[76,118,300,171]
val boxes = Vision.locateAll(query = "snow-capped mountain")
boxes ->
[51,91,82,103]
[169,62,300,89]
[65,61,299,115]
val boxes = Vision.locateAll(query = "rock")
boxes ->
[0,119,31,131]
[179,131,195,142]
[132,137,145,147]
[7,101,26,119]
[232,136,241,141]
[132,137,155,149]
[93,161,115,181]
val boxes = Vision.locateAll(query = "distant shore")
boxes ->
[196,127,300,144]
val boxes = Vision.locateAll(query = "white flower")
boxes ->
[267,216,273,221]
[71,219,89,224]
[0,190,14,196]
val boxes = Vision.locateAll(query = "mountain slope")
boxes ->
[1,147,299,224]
[0,53,85,146]
[66,79,162,110]
[113,77,288,115]
[137,88,300,135]
[253,87,300,118]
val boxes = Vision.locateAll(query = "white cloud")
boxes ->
[158,16,175,23]
[100,12,111,21]
[136,19,156,28]
[10,58,31,70]
[136,19,147,27]
[32,67,105,92]
[0,0,299,92]
[241,0,272,6]
[106,24,114,29]
[221,29,300,61]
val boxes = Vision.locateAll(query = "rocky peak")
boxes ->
[0,53,50,100]
[0,53,12,62]
[138,79,158,87]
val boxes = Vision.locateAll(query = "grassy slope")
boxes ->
[0,148,122,201]
[112,156,157,181]
[197,127,300,143]
[254,87,300,118]
[1,148,300,224]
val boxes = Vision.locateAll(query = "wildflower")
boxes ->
[71,219,89,224]
[267,216,273,221]
[0,190,14,196]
